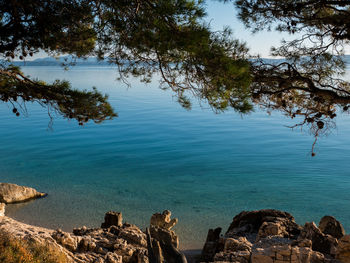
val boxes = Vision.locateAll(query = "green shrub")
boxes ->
[0,232,68,263]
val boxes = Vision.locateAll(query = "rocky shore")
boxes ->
[200,209,350,263]
[1,183,350,263]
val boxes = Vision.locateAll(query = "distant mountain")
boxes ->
[3,56,111,66]
[3,55,350,67]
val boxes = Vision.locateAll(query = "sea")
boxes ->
[1,66,350,249]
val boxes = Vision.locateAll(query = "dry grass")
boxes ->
[0,231,68,263]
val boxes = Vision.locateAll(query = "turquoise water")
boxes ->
[1,66,350,249]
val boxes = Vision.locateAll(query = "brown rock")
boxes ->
[257,221,288,241]
[226,209,301,240]
[150,210,178,230]
[119,223,147,247]
[299,222,338,256]
[101,211,123,228]
[336,234,350,263]
[52,229,78,252]
[200,227,222,262]
[150,226,179,249]
[319,216,345,239]
[214,250,250,263]
[0,203,5,216]
[0,182,47,204]
[105,252,122,263]
[224,237,252,253]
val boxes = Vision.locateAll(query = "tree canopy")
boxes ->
[2,0,350,154]
[220,0,350,154]
[0,0,252,126]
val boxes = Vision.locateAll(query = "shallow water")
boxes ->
[1,66,350,249]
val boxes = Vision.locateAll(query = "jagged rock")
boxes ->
[150,226,179,249]
[119,223,147,247]
[200,228,223,262]
[214,250,250,263]
[52,229,79,252]
[136,250,150,263]
[78,236,97,252]
[319,216,345,239]
[93,258,105,263]
[150,210,178,230]
[201,210,347,263]
[257,221,289,241]
[299,222,338,256]
[105,252,122,263]
[293,238,313,248]
[149,211,187,263]
[224,237,252,253]
[226,209,302,241]
[73,226,88,236]
[0,203,5,216]
[336,234,350,263]
[0,182,47,203]
[102,211,123,228]
[250,237,326,263]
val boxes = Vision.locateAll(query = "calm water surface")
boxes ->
[1,66,350,249]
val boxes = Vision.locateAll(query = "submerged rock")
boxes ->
[0,182,47,204]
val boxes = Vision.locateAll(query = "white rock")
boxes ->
[0,183,46,203]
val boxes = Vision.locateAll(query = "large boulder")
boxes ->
[226,209,302,241]
[201,209,347,263]
[319,215,345,239]
[0,182,46,203]
[299,222,338,256]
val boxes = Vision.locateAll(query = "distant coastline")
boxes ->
[3,55,350,67]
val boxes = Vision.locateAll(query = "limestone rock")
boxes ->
[319,216,345,239]
[200,228,223,262]
[224,237,252,253]
[149,211,187,263]
[0,203,5,216]
[105,252,122,263]
[150,225,179,249]
[78,236,97,252]
[119,223,147,247]
[299,222,338,256]
[150,210,178,230]
[257,221,288,241]
[52,229,78,252]
[101,211,123,228]
[226,209,302,241]
[214,250,250,263]
[0,182,46,204]
[201,209,346,263]
[336,234,350,263]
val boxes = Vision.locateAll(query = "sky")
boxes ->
[205,1,294,57]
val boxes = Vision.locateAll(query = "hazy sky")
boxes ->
[205,1,298,58]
